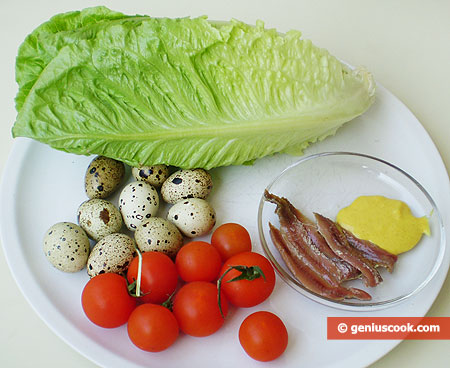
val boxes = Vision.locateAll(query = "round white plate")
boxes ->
[1,83,449,368]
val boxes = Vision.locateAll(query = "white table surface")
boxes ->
[1,0,449,367]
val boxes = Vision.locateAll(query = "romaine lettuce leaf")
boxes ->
[15,6,143,111]
[12,8,375,169]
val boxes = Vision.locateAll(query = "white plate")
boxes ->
[1,83,449,368]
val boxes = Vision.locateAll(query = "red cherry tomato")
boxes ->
[239,311,288,362]
[127,251,178,304]
[127,304,179,352]
[81,273,136,328]
[211,223,252,261]
[218,251,275,308]
[172,281,228,337]
[175,241,222,282]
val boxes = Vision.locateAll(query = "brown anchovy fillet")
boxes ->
[269,223,371,301]
[314,213,383,287]
[342,229,397,272]
[286,199,361,281]
[285,194,396,275]
[278,225,340,287]
[264,191,360,282]
[264,191,344,285]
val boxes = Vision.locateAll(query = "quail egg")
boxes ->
[85,156,125,199]
[161,169,212,204]
[131,165,170,188]
[87,233,136,277]
[119,181,160,230]
[78,199,123,241]
[135,217,184,258]
[43,222,90,272]
[167,198,216,238]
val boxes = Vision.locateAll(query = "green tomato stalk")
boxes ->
[216,265,266,318]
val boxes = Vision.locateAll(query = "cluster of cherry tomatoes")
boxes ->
[81,223,288,362]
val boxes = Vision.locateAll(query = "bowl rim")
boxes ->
[257,151,446,311]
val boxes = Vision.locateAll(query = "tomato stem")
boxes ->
[135,248,143,297]
[162,290,176,311]
[216,265,266,318]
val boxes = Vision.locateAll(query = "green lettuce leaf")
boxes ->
[12,8,375,169]
[15,6,144,111]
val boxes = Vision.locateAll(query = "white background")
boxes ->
[1,0,449,367]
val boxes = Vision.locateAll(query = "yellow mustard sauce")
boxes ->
[336,195,430,255]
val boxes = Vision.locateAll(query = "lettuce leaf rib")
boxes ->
[12,8,375,169]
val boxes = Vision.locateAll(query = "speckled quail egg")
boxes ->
[167,198,216,238]
[161,169,213,204]
[119,181,159,230]
[85,156,125,199]
[87,233,136,277]
[43,222,90,272]
[131,165,170,188]
[78,199,123,241]
[135,217,183,258]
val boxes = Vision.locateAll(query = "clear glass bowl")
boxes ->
[258,152,445,311]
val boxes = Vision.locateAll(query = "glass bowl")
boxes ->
[258,152,445,311]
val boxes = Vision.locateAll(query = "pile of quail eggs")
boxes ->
[43,156,216,276]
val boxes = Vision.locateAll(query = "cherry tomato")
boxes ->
[172,281,228,337]
[218,251,275,308]
[175,241,222,282]
[127,251,178,304]
[81,273,136,328]
[211,223,252,261]
[239,311,288,362]
[127,304,179,352]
